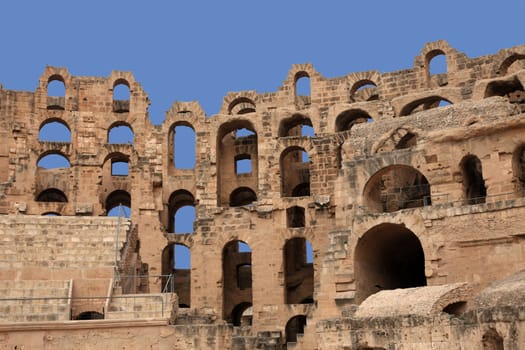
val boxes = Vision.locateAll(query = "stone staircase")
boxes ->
[105,293,175,320]
[0,280,71,322]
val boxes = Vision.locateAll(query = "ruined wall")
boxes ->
[0,40,525,348]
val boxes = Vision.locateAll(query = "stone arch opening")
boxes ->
[167,190,195,233]
[395,132,417,150]
[169,123,196,169]
[363,165,431,213]
[295,71,311,107]
[284,237,314,304]
[222,240,252,324]
[36,188,68,203]
[75,311,103,320]
[217,120,258,206]
[335,109,373,132]
[485,76,525,111]
[39,119,71,143]
[105,190,131,217]
[482,328,504,350]
[47,75,65,110]
[400,96,452,116]
[231,302,252,327]
[37,152,70,169]
[461,155,487,204]
[279,114,314,137]
[354,223,426,303]
[498,54,525,76]
[427,50,447,75]
[161,243,191,307]
[228,97,256,115]
[229,187,257,207]
[280,146,310,198]
[235,153,252,175]
[113,79,130,113]
[285,315,307,344]
[108,123,134,145]
[350,80,378,102]
[287,206,305,228]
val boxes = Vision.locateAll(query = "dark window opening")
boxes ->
[281,147,311,197]
[285,315,307,344]
[36,189,68,203]
[229,187,257,207]
[287,206,305,228]
[75,311,103,320]
[335,109,372,132]
[461,155,486,204]
[223,240,252,324]
[284,238,314,304]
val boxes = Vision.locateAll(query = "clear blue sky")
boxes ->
[1,1,523,125]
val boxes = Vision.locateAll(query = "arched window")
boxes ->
[279,114,314,138]
[167,190,195,234]
[363,165,431,213]
[223,240,252,324]
[171,124,196,169]
[285,315,307,344]
[161,243,191,307]
[485,76,525,110]
[335,109,373,132]
[39,119,71,143]
[36,188,68,203]
[354,223,426,303]
[428,51,447,75]
[513,145,525,195]
[482,328,504,350]
[113,80,130,113]
[400,96,452,116]
[47,76,65,110]
[295,72,311,107]
[284,237,314,304]
[350,80,378,102]
[228,97,256,115]
[461,155,486,204]
[229,187,257,207]
[280,147,310,197]
[37,153,70,169]
[108,124,134,145]
[105,190,131,217]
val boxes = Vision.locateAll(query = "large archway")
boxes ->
[222,240,252,324]
[354,223,426,303]
[363,165,431,213]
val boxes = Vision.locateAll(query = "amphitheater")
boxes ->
[0,40,524,349]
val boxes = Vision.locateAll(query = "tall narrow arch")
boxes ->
[460,155,487,204]
[280,147,310,198]
[169,123,196,169]
[363,165,431,213]
[284,237,314,304]
[222,240,252,324]
[161,243,191,307]
[295,72,311,107]
[354,223,426,303]
[113,79,130,113]
[167,190,195,233]
[285,315,307,344]
[47,75,65,110]
[513,145,525,195]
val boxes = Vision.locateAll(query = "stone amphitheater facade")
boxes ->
[0,40,525,349]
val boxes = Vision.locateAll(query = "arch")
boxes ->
[482,328,504,350]
[169,123,196,169]
[400,96,452,116]
[36,188,68,203]
[231,302,252,327]
[498,53,525,76]
[167,190,195,233]
[47,75,65,110]
[285,315,307,344]
[427,49,447,75]
[363,165,431,213]
[461,155,487,204]
[512,144,525,195]
[354,223,427,303]
[223,240,252,324]
[484,76,525,108]
[295,71,311,107]
[39,119,71,142]
[287,206,305,228]
[217,120,258,206]
[284,237,314,304]
[113,79,130,113]
[279,114,314,137]
[335,109,373,132]
[161,243,191,307]
[350,80,378,102]
[228,97,256,115]
[37,152,70,169]
[108,123,134,145]
[280,147,310,198]
[229,187,257,207]
[105,190,131,216]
